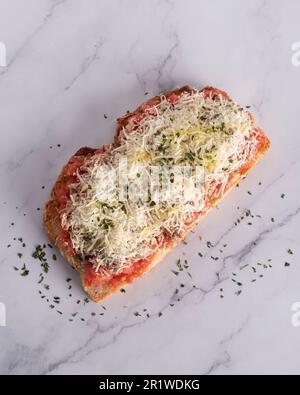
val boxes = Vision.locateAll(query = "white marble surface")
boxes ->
[0,0,300,375]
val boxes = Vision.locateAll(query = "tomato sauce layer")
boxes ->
[55,156,85,256]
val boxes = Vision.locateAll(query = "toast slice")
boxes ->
[44,86,270,302]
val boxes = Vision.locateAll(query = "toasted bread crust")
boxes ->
[44,87,271,302]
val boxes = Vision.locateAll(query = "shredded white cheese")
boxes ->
[61,89,258,274]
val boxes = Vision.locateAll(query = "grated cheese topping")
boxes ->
[61,89,259,274]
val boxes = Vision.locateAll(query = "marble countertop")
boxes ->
[0,0,300,375]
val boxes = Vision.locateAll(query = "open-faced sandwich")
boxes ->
[44,86,270,302]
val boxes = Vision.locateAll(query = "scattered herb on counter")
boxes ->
[41,261,49,273]
[207,241,213,248]
[53,296,61,304]
[20,264,29,277]
[12,197,294,322]
[211,256,219,261]
[176,259,183,271]
[219,288,225,299]
[32,245,50,273]
[32,245,46,261]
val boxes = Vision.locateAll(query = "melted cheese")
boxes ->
[61,90,258,274]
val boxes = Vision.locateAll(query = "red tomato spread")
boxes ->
[84,255,155,288]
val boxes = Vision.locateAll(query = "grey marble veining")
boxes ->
[0,0,300,375]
